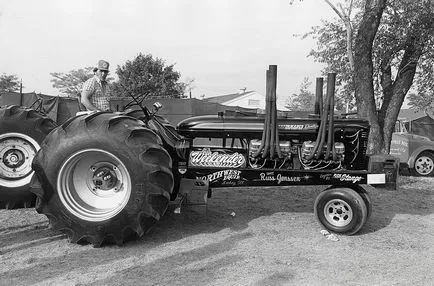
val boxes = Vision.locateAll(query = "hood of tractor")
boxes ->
[177,114,370,137]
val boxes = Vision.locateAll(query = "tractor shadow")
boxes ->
[151,185,324,241]
[149,176,434,241]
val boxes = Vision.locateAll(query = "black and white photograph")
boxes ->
[0,0,433,285]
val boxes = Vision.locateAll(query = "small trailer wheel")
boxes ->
[314,187,368,235]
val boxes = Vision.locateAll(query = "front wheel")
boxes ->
[32,112,174,247]
[411,152,434,177]
[314,188,368,235]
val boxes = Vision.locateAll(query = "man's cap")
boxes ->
[97,60,110,71]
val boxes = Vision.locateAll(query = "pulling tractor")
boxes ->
[0,67,392,247]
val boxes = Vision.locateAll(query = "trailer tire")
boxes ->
[0,105,57,209]
[411,151,434,177]
[314,187,367,235]
[32,112,174,247]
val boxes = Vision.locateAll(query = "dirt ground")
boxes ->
[1,176,433,286]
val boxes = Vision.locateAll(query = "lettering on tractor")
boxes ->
[259,172,302,184]
[189,148,246,168]
[0,66,394,247]
[196,169,241,182]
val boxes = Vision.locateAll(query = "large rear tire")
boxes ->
[32,112,174,247]
[0,105,57,209]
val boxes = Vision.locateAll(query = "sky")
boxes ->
[0,0,337,103]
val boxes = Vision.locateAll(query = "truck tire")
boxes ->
[32,112,174,247]
[411,151,434,177]
[314,187,368,235]
[0,105,57,209]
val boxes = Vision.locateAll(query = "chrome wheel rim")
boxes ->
[414,155,434,175]
[0,133,39,188]
[323,199,353,227]
[57,148,131,222]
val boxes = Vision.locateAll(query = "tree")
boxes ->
[407,56,434,111]
[285,77,315,111]
[0,73,21,93]
[112,53,186,99]
[50,67,98,97]
[299,0,434,153]
[301,1,363,112]
[355,0,434,153]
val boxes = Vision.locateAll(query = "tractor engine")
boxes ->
[248,139,292,169]
[300,141,345,169]
[248,139,347,170]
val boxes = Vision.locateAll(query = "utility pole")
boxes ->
[19,79,23,106]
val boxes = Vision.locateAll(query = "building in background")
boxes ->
[204,90,288,111]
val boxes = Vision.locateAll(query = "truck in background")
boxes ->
[390,117,434,177]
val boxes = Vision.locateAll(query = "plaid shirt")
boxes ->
[82,76,111,111]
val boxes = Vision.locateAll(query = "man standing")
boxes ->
[81,60,111,111]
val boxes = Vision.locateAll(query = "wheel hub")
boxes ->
[0,134,39,185]
[3,148,26,168]
[324,199,353,227]
[58,149,132,222]
[415,156,433,175]
[91,166,118,191]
